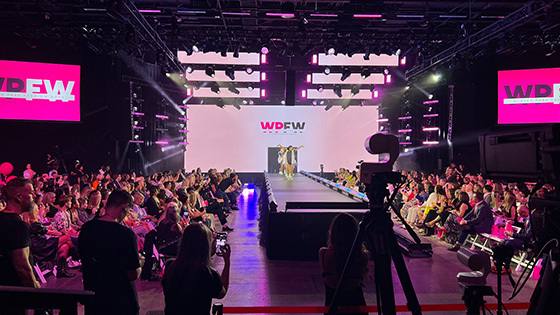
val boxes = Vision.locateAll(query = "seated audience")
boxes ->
[448,192,494,251]
[156,203,184,256]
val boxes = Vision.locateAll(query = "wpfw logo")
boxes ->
[260,121,306,134]
[0,77,76,102]
[503,83,560,105]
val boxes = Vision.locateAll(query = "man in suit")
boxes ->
[448,191,494,251]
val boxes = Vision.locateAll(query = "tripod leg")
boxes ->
[384,228,423,315]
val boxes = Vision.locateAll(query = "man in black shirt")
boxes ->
[0,178,41,314]
[79,190,144,315]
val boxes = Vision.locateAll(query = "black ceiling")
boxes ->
[1,0,559,71]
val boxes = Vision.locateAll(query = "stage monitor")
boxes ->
[0,60,81,121]
[498,67,560,124]
[185,105,378,172]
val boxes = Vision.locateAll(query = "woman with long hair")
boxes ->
[319,213,369,315]
[162,223,231,315]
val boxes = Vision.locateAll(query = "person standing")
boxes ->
[0,178,41,314]
[79,190,144,315]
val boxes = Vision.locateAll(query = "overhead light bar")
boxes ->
[177,10,206,14]
[423,141,439,145]
[155,115,169,119]
[439,15,467,18]
[138,9,161,13]
[396,14,424,18]
[310,13,338,17]
[398,116,412,120]
[423,127,440,131]
[377,118,389,122]
[155,141,169,145]
[423,100,439,104]
[83,8,107,12]
[222,12,251,16]
[354,14,382,18]
[266,13,295,18]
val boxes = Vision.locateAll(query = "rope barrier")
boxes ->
[221,303,531,313]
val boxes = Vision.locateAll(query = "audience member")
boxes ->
[448,192,493,252]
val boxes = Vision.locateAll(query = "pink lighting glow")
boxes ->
[133,126,144,130]
[373,90,379,98]
[354,14,382,18]
[131,112,145,116]
[155,141,169,145]
[301,90,307,98]
[398,116,412,120]
[186,88,193,96]
[129,140,144,143]
[155,114,169,119]
[266,13,295,18]
[398,129,413,133]
[310,13,338,17]
[179,142,190,145]
[422,127,439,131]
[179,105,189,109]
[0,60,81,121]
[138,9,161,13]
[400,57,407,66]
[423,114,439,117]
[312,54,318,64]
[260,54,268,64]
[399,142,412,145]
[423,141,439,145]
[179,130,189,133]
[179,117,189,121]
[306,74,312,83]
[423,100,439,104]
[385,74,392,84]
[260,89,267,98]
[378,130,389,134]
[261,72,267,81]
[222,12,251,16]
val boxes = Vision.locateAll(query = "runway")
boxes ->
[266,173,364,212]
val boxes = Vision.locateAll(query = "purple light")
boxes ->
[423,127,439,131]
[399,142,412,145]
[222,12,251,16]
[260,54,268,64]
[385,74,392,84]
[373,90,379,99]
[155,115,169,119]
[131,112,145,116]
[301,90,307,98]
[398,129,413,133]
[179,117,189,121]
[312,54,318,65]
[310,13,338,17]
[129,140,144,143]
[138,9,161,13]
[306,74,312,83]
[133,126,144,130]
[398,116,412,120]
[423,141,439,145]
[155,141,169,145]
[260,89,267,98]
[179,142,190,145]
[179,105,189,109]
[354,14,382,18]
[423,114,439,117]
[261,72,267,81]
[423,100,439,104]
[378,130,389,134]
[266,13,295,18]
[377,118,389,122]
[179,130,189,133]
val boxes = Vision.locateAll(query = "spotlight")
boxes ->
[133,106,138,112]
[242,99,248,105]
[246,67,253,74]
[192,44,200,53]
[317,85,324,92]
[428,94,434,99]
[312,100,318,106]
[324,104,333,111]
[134,134,139,139]
[432,73,441,82]
[225,67,235,80]
[186,65,194,74]
[320,100,325,105]
[261,46,269,55]
[165,72,171,77]
[348,47,358,57]
[341,68,351,81]
[361,68,371,79]
[360,100,365,106]
[233,45,240,58]
[351,86,360,96]
[210,83,220,94]
[249,100,254,105]
[247,84,254,91]
[369,84,376,92]
[133,120,139,125]
[364,47,370,60]
[383,68,389,75]
[324,67,331,75]
[327,47,336,55]
[405,85,410,90]
[228,85,240,94]
[216,99,224,108]
[281,100,286,105]
[205,66,215,78]
[233,103,241,110]
[342,103,350,110]
[220,45,228,57]
[333,85,342,98]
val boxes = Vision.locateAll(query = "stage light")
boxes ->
[333,85,342,98]
[320,100,325,105]
[247,84,254,91]
[351,86,360,96]
[400,56,407,65]
[369,84,376,92]
[261,72,267,81]
[327,47,336,55]
[186,65,194,74]
[233,103,241,110]
[246,67,253,74]
[385,74,392,84]
[306,74,312,83]
[133,120,139,125]
[228,85,240,94]
[429,94,434,99]
[133,106,138,112]
[384,68,389,75]
[361,68,371,79]
[192,44,200,53]
[281,100,286,105]
[249,100,254,105]
[324,104,333,111]
[216,99,224,108]
[210,83,220,94]
[341,68,351,81]
[324,67,331,75]
[360,100,365,106]
[134,134,139,139]
[301,89,307,98]
[373,90,379,98]
[261,46,269,55]
[165,72,171,77]
[261,89,267,97]
[242,99,248,105]
[364,47,370,60]
[186,88,193,97]
[312,54,318,64]
[312,100,318,105]
[317,85,324,92]
[432,73,441,82]
[233,45,240,58]
[260,54,268,64]
[405,85,410,90]
[225,67,235,80]
[205,66,215,78]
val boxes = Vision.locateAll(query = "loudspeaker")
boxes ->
[285,70,296,106]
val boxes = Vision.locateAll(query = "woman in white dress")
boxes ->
[277,145,288,175]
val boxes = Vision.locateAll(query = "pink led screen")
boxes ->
[498,67,560,124]
[0,60,81,121]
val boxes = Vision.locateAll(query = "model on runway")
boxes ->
[284,145,303,180]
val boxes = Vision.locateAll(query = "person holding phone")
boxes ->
[163,223,231,315]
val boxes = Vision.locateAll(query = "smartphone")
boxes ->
[216,232,228,256]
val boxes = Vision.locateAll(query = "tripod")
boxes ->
[329,172,422,315]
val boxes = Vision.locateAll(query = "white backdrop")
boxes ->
[184,106,378,172]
